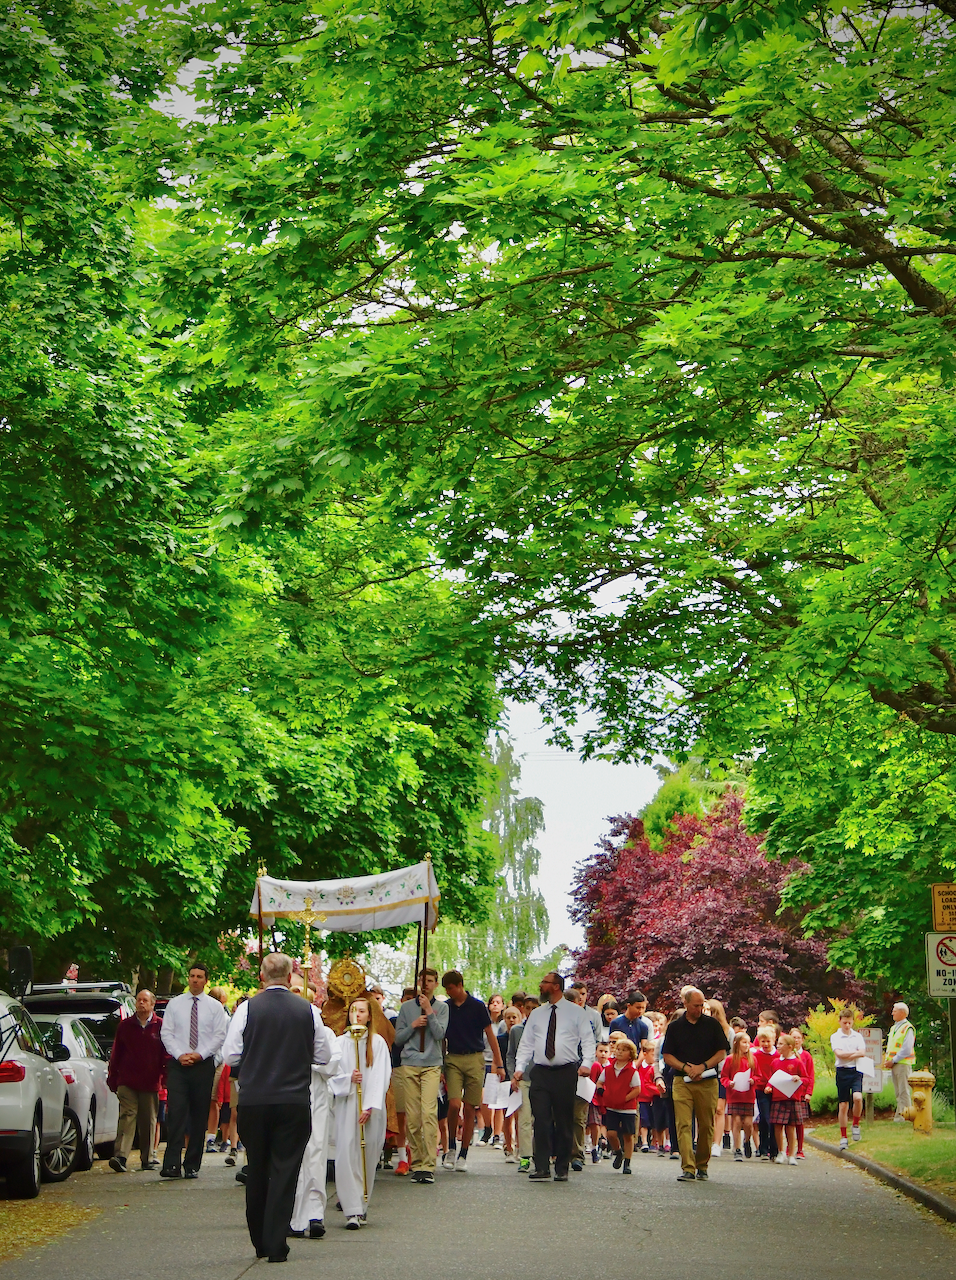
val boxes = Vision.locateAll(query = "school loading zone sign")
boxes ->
[925,933,956,997]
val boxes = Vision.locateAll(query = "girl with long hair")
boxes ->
[331,997,391,1229]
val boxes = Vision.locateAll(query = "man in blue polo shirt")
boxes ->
[609,991,651,1049]
[441,970,506,1170]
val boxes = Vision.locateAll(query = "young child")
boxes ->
[331,997,392,1229]
[790,1026,814,1158]
[588,1041,611,1161]
[721,1031,756,1160]
[637,1041,663,1152]
[769,1032,806,1165]
[599,1037,641,1174]
[752,1026,778,1160]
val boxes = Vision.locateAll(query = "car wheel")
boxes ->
[41,1107,81,1182]
[7,1112,42,1198]
[75,1102,96,1171]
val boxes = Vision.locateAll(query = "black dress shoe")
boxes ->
[554,1169,569,1181]
[288,1230,306,1239]
[528,1169,551,1180]
[159,1168,181,1179]
[267,1255,288,1264]
[309,1221,325,1239]
[184,1170,199,1179]
[236,1168,248,1184]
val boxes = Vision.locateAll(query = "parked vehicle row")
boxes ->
[1,979,132,1197]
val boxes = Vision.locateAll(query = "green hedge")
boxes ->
[809,1078,896,1116]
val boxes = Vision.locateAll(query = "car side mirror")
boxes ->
[49,1042,71,1062]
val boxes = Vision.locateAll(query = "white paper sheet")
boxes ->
[482,1076,500,1107]
[768,1069,801,1098]
[493,1081,513,1109]
[505,1088,523,1117]
[576,1076,597,1103]
[731,1069,752,1092]
[859,1056,875,1078]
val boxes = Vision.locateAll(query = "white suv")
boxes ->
[0,992,67,1197]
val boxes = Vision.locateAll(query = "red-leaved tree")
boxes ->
[571,791,868,1026]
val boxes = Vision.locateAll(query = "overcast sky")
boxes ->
[503,702,660,955]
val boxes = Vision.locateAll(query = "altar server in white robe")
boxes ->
[331,997,391,1230]
[289,1017,340,1239]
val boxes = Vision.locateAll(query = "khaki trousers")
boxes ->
[571,1097,589,1159]
[403,1065,442,1172]
[672,1077,718,1175]
[115,1086,158,1166]
[517,1080,533,1159]
[891,1062,912,1117]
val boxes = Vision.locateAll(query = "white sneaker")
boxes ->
[789,1155,798,1165]
[442,1151,456,1168]
[346,1217,362,1231]
[851,1125,861,1141]
[839,1137,849,1151]
[455,1153,469,1171]
[775,1153,788,1165]
[504,1150,517,1164]
[711,1143,721,1157]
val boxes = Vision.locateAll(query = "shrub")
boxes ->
[804,999,873,1073]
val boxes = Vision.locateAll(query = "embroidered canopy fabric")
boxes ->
[250,860,440,932]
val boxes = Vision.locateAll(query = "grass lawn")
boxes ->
[810,1117,956,1200]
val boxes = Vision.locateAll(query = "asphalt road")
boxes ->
[3,1139,956,1279]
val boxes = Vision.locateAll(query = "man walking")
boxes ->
[662,987,727,1182]
[107,989,165,1172]
[223,952,331,1263]
[610,991,651,1049]
[884,1002,917,1121]
[160,962,228,1180]
[441,970,505,1171]
[830,1008,866,1149]
[393,967,449,1183]
[513,972,595,1182]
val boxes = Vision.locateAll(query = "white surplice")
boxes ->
[331,1030,391,1218]
[290,1023,340,1231]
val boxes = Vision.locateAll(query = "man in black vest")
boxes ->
[223,952,331,1263]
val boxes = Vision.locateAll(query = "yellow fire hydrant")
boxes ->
[902,1070,936,1134]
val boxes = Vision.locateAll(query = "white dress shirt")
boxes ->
[222,987,331,1067]
[160,991,229,1062]
[830,1027,866,1065]
[515,998,596,1073]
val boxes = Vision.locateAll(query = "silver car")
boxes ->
[31,1013,120,1170]
[0,992,68,1197]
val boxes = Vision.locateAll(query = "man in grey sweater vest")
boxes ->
[393,967,449,1183]
[223,953,331,1263]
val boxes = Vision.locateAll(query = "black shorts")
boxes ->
[605,1110,637,1135]
[835,1067,863,1102]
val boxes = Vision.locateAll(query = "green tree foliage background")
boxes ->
[5,0,956,1002]
[0,2,500,986]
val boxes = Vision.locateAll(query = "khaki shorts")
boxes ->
[391,1064,407,1113]
[444,1053,485,1106]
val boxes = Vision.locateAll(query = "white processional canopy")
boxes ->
[250,859,440,933]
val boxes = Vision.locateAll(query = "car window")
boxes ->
[11,1005,46,1056]
[74,1009,123,1052]
[31,1016,65,1053]
[75,1022,106,1059]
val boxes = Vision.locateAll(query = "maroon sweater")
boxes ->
[108,1014,166,1093]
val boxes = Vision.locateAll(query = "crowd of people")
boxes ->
[103,956,918,1264]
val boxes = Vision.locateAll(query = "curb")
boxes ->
[805,1135,956,1224]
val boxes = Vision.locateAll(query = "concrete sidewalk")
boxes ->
[3,1139,956,1278]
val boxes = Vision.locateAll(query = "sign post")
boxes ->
[925,928,956,1129]
[860,1027,883,1123]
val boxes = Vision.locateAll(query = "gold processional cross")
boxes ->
[286,896,326,999]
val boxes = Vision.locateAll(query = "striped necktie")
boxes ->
[189,996,199,1051]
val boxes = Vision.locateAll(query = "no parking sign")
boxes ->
[925,933,956,997]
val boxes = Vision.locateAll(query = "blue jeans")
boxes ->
[755,1092,777,1158]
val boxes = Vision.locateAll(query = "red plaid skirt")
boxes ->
[769,1097,809,1125]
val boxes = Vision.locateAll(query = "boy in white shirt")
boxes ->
[830,1010,866,1149]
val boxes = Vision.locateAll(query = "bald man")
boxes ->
[662,989,728,1182]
